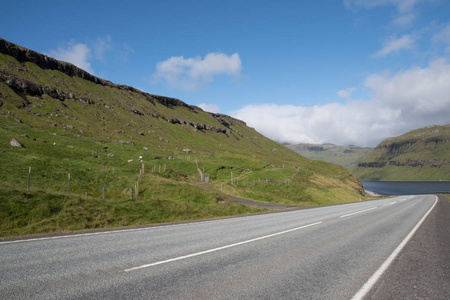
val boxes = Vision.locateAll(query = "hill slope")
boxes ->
[0,38,363,237]
[354,124,450,181]
[286,143,373,171]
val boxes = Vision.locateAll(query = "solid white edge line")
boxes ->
[124,221,323,272]
[351,195,438,300]
[340,207,378,218]
[0,219,225,245]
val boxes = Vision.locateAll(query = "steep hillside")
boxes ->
[354,125,450,180]
[287,143,373,171]
[0,38,363,237]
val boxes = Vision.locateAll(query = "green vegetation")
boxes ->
[0,41,364,238]
[354,125,450,181]
[287,143,373,171]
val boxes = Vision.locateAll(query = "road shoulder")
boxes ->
[367,195,450,299]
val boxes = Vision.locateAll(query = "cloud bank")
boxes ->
[152,53,242,91]
[232,59,450,147]
[49,42,93,73]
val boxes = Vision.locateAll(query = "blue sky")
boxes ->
[2,0,450,146]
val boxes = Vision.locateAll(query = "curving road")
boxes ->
[0,195,442,299]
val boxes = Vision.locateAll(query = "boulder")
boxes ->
[10,138,26,148]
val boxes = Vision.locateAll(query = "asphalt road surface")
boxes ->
[0,195,443,299]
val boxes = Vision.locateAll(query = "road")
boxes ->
[0,195,441,299]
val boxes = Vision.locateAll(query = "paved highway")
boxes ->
[0,195,438,299]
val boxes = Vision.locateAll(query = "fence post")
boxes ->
[136,181,139,197]
[68,173,71,195]
[27,167,31,192]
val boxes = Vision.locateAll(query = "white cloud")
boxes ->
[152,53,242,92]
[345,0,420,10]
[49,42,93,73]
[93,35,112,62]
[48,36,113,74]
[232,58,450,147]
[373,34,415,57]
[344,0,430,26]
[433,23,450,53]
[337,87,357,99]
[119,43,135,62]
[198,103,220,113]
[365,58,450,115]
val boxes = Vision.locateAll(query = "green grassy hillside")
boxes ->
[0,38,364,238]
[286,143,373,171]
[354,125,450,181]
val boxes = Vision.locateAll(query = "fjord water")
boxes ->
[363,181,450,195]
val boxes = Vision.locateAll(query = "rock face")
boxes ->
[0,38,191,109]
[354,125,450,180]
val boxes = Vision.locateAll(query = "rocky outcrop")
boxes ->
[375,140,418,160]
[355,125,450,180]
[358,159,449,168]
[369,137,449,163]
[0,38,193,110]
[10,138,26,148]
[0,70,233,136]
[166,117,231,134]
[0,71,80,102]
[211,113,246,128]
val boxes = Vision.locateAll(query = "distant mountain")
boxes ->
[0,38,363,237]
[354,124,450,181]
[286,143,373,171]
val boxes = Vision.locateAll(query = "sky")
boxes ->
[2,0,450,147]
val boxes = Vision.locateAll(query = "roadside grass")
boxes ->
[0,188,264,238]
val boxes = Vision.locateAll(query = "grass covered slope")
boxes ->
[286,143,373,171]
[354,125,450,181]
[0,39,363,237]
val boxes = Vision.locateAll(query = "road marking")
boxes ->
[383,201,397,206]
[339,207,378,218]
[351,196,438,300]
[0,219,227,245]
[124,221,323,272]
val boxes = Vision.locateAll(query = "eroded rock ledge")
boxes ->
[0,38,192,109]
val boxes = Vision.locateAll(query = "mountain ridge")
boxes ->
[287,143,373,171]
[0,38,193,109]
[354,124,450,180]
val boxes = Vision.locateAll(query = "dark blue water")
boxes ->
[363,181,450,195]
